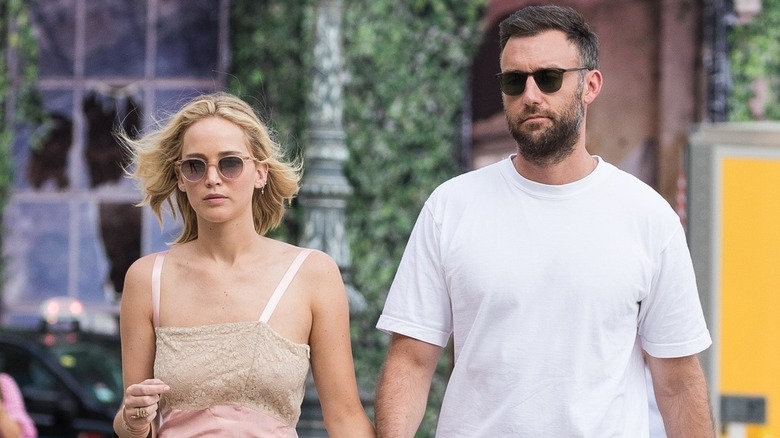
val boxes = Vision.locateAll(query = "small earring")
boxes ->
[261,182,266,196]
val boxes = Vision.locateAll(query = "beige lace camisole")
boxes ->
[151,249,313,437]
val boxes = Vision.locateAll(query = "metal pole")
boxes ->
[299,0,365,314]
[297,0,366,435]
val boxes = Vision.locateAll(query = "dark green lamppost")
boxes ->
[297,0,365,435]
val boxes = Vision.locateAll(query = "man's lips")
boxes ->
[522,114,549,123]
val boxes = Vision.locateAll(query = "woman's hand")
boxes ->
[121,379,169,434]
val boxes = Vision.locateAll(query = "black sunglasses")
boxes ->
[176,155,257,182]
[496,67,589,96]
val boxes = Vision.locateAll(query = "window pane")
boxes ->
[19,90,73,191]
[76,202,112,304]
[3,201,70,309]
[156,0,219,77]
[143,206,181,254]
[154,88,216,117]
[31,0,77,77]
[84,0,146,77]
[82,90,142,188]
[94,203,141,296]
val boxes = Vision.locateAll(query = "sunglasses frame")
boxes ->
[175,155,259,182]
[496,67,589,96]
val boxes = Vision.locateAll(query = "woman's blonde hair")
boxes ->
[118,92,301,243]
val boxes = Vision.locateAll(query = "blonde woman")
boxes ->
[113,92,374,437]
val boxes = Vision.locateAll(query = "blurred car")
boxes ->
[0,321,122,437]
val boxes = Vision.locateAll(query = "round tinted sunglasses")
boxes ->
[496,67,589,96]
[176,155,259,182]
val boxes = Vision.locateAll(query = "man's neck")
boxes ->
[512,150,597,185]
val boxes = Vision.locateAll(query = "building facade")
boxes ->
[3,0,719,328]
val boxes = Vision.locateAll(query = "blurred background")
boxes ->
[1,0,778,436]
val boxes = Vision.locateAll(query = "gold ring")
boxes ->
[130,407,148,419]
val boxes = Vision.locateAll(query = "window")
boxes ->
[3,0,230,330]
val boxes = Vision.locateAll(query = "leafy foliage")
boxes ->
[729,0,780,120]
[1,0,41,289]
[342,1,485,434]
[229,0,314,158]
[229,0,486,435]
[229,0,316,240]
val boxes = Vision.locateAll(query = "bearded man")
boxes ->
[374,5,714,438]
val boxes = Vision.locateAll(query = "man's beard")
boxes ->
[507,92,585,166]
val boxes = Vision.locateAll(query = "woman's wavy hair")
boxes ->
[118,92,301,244]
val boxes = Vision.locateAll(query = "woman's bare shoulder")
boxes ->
[123,251,169,292]
[262,239,335,266]
[285,246,336,274]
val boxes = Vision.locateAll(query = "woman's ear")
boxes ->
[254,162,269,189]
[176,170,187,192]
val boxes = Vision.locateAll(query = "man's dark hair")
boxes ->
[499,5,599,69]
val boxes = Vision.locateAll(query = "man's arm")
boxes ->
[375,333,443,438]
[645,353,715,438]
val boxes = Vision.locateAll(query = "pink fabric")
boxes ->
[151,251,166,328]
[0,373,37,438]
[158,405,297,438]
[259,249,313,323]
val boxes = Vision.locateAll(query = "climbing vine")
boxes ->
[229,0,316,241]
[729,0,780,120]
[0,0,43,292]
[342,1,485,434]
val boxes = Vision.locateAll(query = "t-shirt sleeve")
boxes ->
[376,202,453,348]
[638,225,712,358]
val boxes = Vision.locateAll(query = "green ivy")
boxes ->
[229,0,316,241]
[229,1,485,435]
[342,1,485,435]
[1,0,41,295]
[228,1,314,155]
[729,0,780,120]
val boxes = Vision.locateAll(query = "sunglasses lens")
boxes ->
[218,156,245,179]
[499,72,527,96]
[533,69,565,93]
[180,159,206,181]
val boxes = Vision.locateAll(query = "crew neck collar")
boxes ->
[499,154,608,199]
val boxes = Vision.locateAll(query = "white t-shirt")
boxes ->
[377,156,711,437]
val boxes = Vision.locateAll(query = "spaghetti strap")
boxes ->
[259,249,314,323]
[151,253,166,328]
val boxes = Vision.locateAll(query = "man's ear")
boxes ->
[583,69,603,105]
